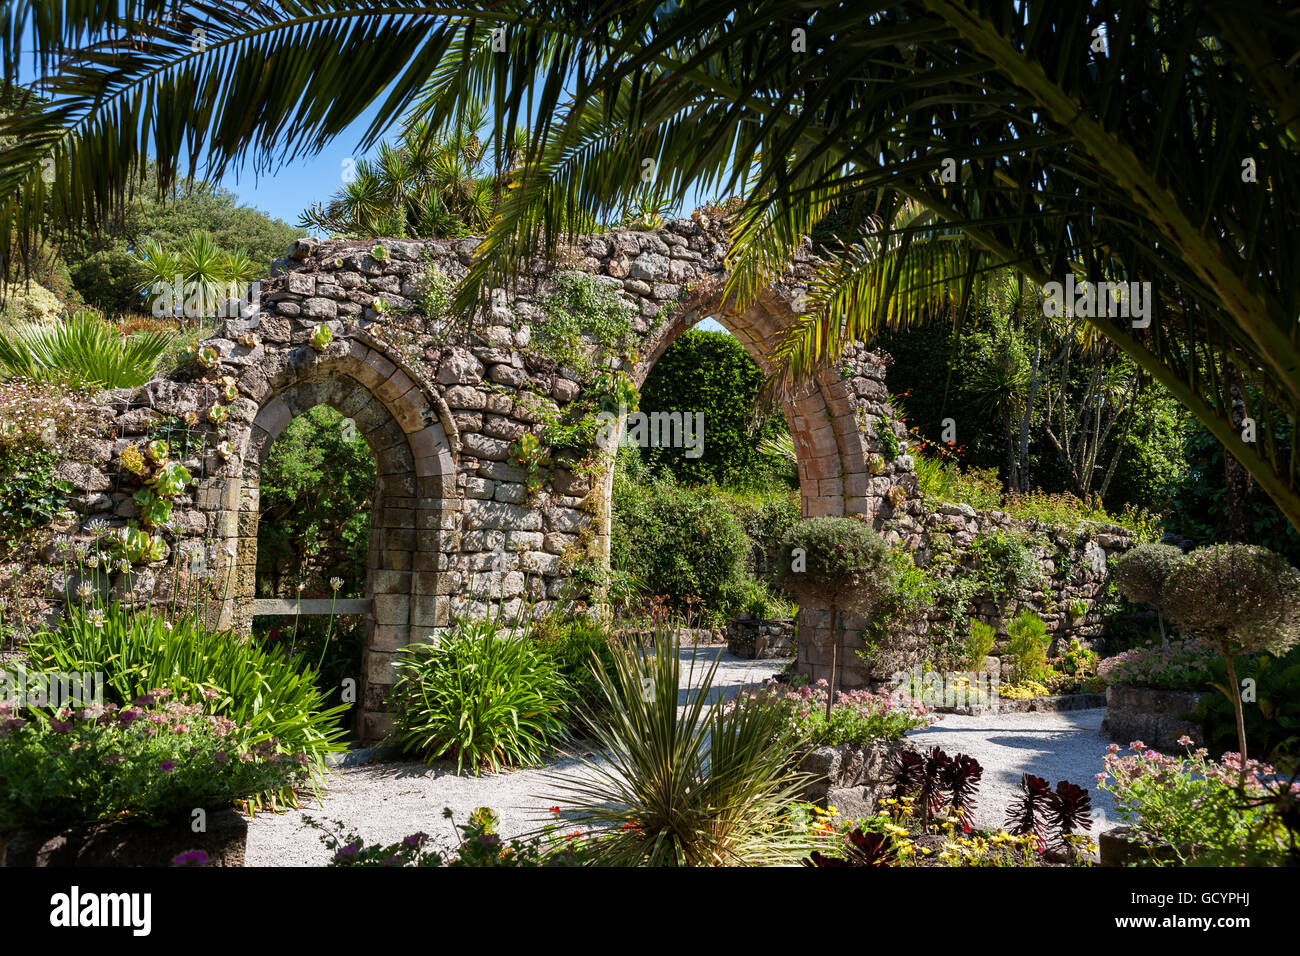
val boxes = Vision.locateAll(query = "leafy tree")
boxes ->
[639,329,791,488]
[1112,543,1185,648]
[1163,544,1300,769]
[130,229,264,324]
[300,111,522,239]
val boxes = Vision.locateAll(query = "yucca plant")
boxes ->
[15,603,348,794]
[0,308,173,388]
[547,628,809,866]
[388,618,570,775]
[131,230,261,324]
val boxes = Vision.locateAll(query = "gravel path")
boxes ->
[245,646,786,866]
[245,654,1117,865]
[906,708,1117,834]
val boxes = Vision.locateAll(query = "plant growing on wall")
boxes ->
[534,271,634,379]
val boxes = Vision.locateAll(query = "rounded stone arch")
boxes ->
[610,285,879,688]
[214,336,459,739]
[630,287,875,520]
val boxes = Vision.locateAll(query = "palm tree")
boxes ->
[131,230,263,326]
[0,308,173,389]
[298,110,523,239]
[2,1,1299,529]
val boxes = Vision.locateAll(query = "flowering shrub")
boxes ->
[1096,640,1216,691]
[0,380,95,542]
[0,692,309,831]
[1098,739,1295,865]
[732,678,932,748]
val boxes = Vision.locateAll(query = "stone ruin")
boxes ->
[31,214,1134,739]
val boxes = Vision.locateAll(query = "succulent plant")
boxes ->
[216,440,234,459]
[119,444,147,475]
[206,404,228,425]
[220,376,239,402]
[311,324,333,351]
[238,331,260,348]
[145,439,169,463]
[803,829,899,868]
[196,345,220,369]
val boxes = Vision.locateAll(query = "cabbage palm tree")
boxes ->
[298,110,522,239]
[130,229,262,325]
[2,0,1299,529]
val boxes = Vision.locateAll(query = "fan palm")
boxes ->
[2,1,1299,529]
[0,308,173,389]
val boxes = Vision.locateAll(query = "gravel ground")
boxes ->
[906,708,1117,835]
[244,646,786,866]
[245,653,1117,865]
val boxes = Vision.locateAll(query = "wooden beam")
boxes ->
[252,598,373,616]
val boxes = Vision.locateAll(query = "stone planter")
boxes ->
[1101,684,1207,752]
[726,618,796,659]
[795,740,912,818]
[0,808,247,867]
[1098,825,1182,867]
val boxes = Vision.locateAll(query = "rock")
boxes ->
[436,347,484,385]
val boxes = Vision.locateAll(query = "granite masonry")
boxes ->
[29,214,1133,739]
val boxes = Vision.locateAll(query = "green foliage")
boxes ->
[389,619,571,775]
[415,259,453,323]
[738,682,930,748]
[1112,543,1185,607]
[1164,418,1300,566]
[970,531,1042,603]
[0,445,69,538]
[610,471,752,624]
[639,330,794,487]
[17,605,348,778]
[875,416,901,462]
[0,695,310,830]
[130,229,262,322]
[300,112,518,239]
[1197,645,1300,770]
[528,615,618,736]
[548,630,808,866]
[1163,544,1300,658]
[258,405,375,597]
[964,621,997,668]
[533,271,635,379]
[64,164,301,315]
[913,456,1002,510]
[0,309,172,388]
[1005,610,1051,683]
[1096,640,1217,691]
[777,516,894,614]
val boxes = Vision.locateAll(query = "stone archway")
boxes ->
[219,336,459,739]
[614,284,894,689]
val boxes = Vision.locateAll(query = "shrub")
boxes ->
[1099,741,1292,865]
[1005,610,1050,683]
[1163,544,1300,762]
[638,329,793,487]
[17,604,347,779]
[964,621,997,669]
[527,615,618,736]
[389,619,570,774]
[1112,543,1185,643]
[0,693,309,830]
[776,517,894,615]
[1096,640,1216,691]
[534,271,634,378]
[0,309,173,388]
[1197,644,1300,770]
[549,629,808,866]
[610,475,751,623]
[913,456,1002,511]
[732,679,931,748]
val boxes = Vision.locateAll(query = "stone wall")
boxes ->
[21,214,1136,738]
[26,216,914,739]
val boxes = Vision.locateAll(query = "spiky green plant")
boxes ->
[0,308,173,388]
[547,629,808,867]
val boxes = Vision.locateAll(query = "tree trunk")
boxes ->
[1223,652,1249,788]
[1225,369,1255,542]
[826,603,839,721]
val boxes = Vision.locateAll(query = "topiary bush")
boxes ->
[1112,542,1185,645]
[1164,544,1300,765]
[1005,610,1051,684]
